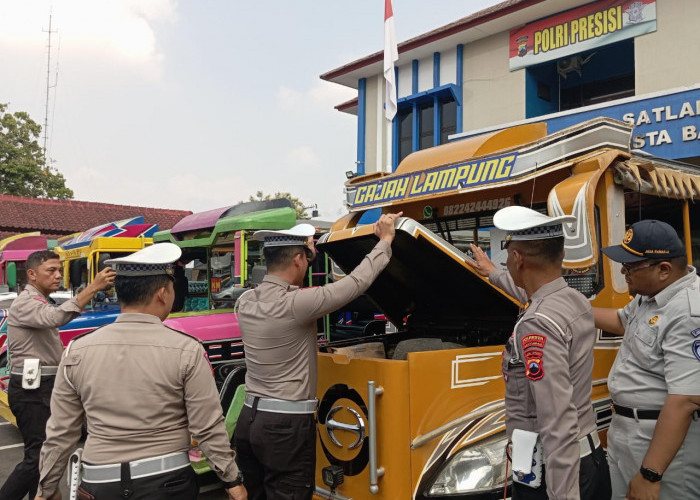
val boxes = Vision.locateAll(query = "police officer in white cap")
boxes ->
[468,206,610,500]
[35,243,247,500]
[234,212,401,500]
[594,220,700,500]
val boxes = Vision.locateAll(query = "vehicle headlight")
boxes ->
[427,433,508,496]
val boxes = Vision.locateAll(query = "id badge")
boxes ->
[511,429,543,488]
[22,358,41,389]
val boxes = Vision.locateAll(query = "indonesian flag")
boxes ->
[384,0,398,121]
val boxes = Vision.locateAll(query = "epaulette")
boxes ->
[163,324,203,345]
[688,285,700,318]
[65,323,110,347]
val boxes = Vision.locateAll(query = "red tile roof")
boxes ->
[0,194,192,238]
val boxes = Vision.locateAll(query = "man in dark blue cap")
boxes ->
[594,219,700,500]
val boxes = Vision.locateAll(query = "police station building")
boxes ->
[322,0,700,175]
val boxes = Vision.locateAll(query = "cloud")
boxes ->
[285,146,320,167]
[276,80,355,112]
[0,0,176,67]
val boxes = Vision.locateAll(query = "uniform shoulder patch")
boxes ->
[521,334,546,381]
[33,296,48,304]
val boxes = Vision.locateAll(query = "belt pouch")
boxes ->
[511,429,543,488]
[120,462,133,498]
[22,358,41,389]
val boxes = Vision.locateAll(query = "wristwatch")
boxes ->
[639,466,663,482]
[222,472,244,489]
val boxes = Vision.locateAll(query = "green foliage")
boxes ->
[247,190,310,219]
[0,103,73,199]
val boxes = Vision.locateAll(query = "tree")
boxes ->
[0,103,73,199]
[247,191,311,219]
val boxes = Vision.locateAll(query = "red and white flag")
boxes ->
[384,0,398,121]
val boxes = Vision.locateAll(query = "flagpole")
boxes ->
[385,119,392,173]
[384,0,398,174]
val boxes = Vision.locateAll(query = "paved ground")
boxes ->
[0,417,228,499]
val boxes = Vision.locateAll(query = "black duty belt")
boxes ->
[612,403,700,421]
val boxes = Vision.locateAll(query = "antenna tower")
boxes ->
[42,12,58,164]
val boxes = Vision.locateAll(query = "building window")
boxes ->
[440,99,457,144]
[419,104,434,150]
[396,89,458,166]
[398,109,413,165]
[526,39,634,118]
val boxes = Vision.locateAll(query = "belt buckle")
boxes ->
[610,402,616,415]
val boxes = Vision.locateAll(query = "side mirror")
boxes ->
[69,260,83,289]
[7,262,17,287]
[97,253,111,272]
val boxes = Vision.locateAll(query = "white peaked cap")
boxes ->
[494,206,576,241]
[252,224,316,247]
[104,242,182,276]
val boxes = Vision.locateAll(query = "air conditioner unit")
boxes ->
[557,53,595,79]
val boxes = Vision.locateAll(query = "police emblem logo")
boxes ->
[692,329,700,362]
[525,358,544,381]
[649,315,659,325]
[623,228,634,244]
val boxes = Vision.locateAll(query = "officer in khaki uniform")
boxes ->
[235,212,400,500]
[468,206,610,500]
[594,220,700,500]
[35,243,247,500]
[0,250,114,500]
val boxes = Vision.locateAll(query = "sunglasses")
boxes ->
[621,260,662,274]
[303,247,316,263]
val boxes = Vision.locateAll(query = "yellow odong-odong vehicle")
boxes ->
[311,117,700,499]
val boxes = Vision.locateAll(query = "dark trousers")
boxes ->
[234,404,316,500]
[0,375,54,500]
[512,445,612,500]
[79,465,198,500]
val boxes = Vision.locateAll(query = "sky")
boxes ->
[0,0,501,221]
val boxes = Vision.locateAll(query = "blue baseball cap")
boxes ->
[601,220,685,263]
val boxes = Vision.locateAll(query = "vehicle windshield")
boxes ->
[421,202,603,298]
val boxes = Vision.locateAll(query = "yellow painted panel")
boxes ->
[316,353,412,499]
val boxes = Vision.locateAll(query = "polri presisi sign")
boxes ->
[509,0,656,71]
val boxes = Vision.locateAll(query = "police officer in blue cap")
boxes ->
[594,220,700,500]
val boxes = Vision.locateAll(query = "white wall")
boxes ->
[364,75,381,174]
[634,1,700,94]
[461,31,525,132]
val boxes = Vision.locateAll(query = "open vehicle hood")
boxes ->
[317,218,521,331]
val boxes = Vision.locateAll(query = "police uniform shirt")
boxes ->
[237,240,391,402]
[609,267,700,407]
[7,283,82,369]
[490,269,597,500]
[37,313,240,496]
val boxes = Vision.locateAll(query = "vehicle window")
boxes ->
[210,248,236,309]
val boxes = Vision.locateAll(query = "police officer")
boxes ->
[34,243,247,500]
[468,206,610,500]
[593,220,700,500]
[0,250,114,500]
[234,212,401,500]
